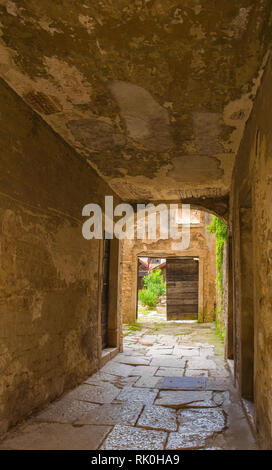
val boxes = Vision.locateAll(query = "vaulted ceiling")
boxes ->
[0,0,271,205]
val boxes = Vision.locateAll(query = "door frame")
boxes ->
[134,252,204,322]
[101,239,111,349]
[98,238,121,360]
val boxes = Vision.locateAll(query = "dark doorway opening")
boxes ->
[101,239,110,349]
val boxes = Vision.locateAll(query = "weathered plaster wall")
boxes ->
[0,1,270,203]
[121,211,216,323]
[222,238,234,360]
[0,79,121,435]
[230,56,272,449]
[214,242,228,339]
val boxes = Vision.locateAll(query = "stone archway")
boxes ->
[121,211,216,324]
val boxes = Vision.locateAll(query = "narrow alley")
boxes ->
[0,318,257,450]
[1,0,272,453]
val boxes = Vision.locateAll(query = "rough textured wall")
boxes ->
[222,244,228,330]
[121,212,216,323]
[230,56,272,448]
[215,242,228,339]
[0,1,271,204]
[0,79,120,435]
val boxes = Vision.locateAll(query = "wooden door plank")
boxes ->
[166,258,199,320]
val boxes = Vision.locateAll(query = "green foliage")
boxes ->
[126,322,142,331]
[206,216,228,339]
[142,269,166,297]
[215,307,226,341]
[138,288,157,307]
[206,216,228,294]
[139,269,166,308]
[123,321,143,336]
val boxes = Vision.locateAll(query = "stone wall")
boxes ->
[222,239,234,359]
[215,241,228,339]
[0,80,122,435]
[121,211,216,324]
[229,56,272,448]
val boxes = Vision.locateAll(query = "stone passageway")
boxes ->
[0,320,257,450]
[1,1,272,448]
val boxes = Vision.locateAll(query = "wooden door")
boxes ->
[166,258,199,320]
[101,239,110,349]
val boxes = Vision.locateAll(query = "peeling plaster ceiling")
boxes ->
[0,0,271,203]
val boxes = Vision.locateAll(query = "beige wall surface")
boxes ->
[0,80,122,435]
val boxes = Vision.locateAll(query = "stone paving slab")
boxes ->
[65,383,120,404]
[200,348,215,357]
[34,398,99,424]
[137,405,178,431]
[199,344,215,349]
[84,372,118,385]
[114,386,158,405]
[185,369,209,377]
[204,413,258,450]
[113,354,150,366]
[139,335,158,346]
[0,423,111,450]
[75,403,143,426]
[174,347,200,357]
[177,408,226,434]
[151,345,174,350]
[100,362,136,377]
[189,341,214,347]
[122,347,148,355]
[150,357,186,368]
[85,374,138,389]
[155,390,215,408]
[213,391,230,406]
[134,376,162,388]
[100,424,167,450]
[0,318,258,451]
[155,367,185,377]
[209,368,230,378]
[147,348,174,356]
[205,378,230,390]
[186,358,217,370]
[157,337,178,346]
[118,376,141,386]
[130,366,158,376]
[166,431,207,449]
[159,376,207,390]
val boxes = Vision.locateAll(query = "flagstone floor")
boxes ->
[0,319,258,450]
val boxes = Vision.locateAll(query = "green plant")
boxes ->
[206,216,228,339]
[148,323,165,333]
[206,216,228,295]
[126,322,142,331]
[123,322,143,336]
[142,269,166,297]
[138,269,166,308]
[138,288,157,308]
[215,307,225,341]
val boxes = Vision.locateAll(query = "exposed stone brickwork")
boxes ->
[229,57,272,449]
[0,80,121,435]
[121,212,216,323]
